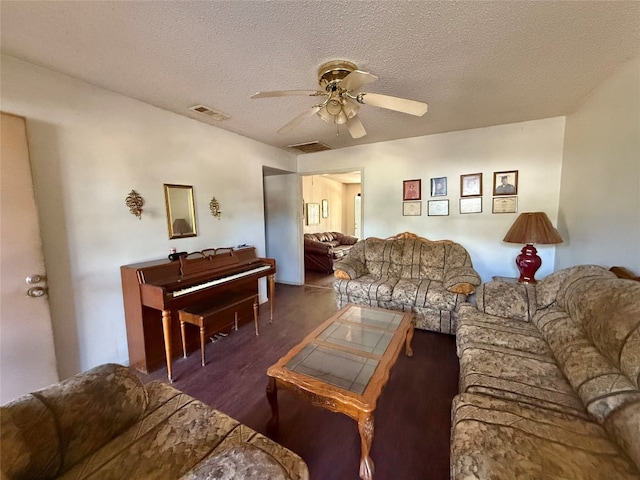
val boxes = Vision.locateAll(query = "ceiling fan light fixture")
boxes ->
[326,98,343,116]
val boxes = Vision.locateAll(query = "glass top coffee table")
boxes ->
[266,304,414,480]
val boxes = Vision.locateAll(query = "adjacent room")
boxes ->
[1,2,639,479]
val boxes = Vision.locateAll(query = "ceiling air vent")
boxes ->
[188,105,230,121]
[287,141,332,154]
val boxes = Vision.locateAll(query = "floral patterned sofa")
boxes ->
[1,363,308,480]
[451,265,640,479]
[333,232,481,334]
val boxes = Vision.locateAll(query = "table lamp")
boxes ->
[503,212,563,284]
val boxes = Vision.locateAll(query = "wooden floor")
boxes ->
[140,275,459,480]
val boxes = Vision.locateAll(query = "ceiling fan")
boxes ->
[251,60,428,139]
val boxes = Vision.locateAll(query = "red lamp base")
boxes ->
[515,244,542,284]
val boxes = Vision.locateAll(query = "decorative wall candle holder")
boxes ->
[209,196,222,219]
[125,189,144,219]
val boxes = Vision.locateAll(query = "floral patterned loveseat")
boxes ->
[1,363,308,480]
[333,232,481,334]
[451,265,640,479]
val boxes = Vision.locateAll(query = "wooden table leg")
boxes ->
[161,309,173,383]
[266,376,279,436]
[268,274,275,322]
[405,319,415,358]
[357,412,375,480]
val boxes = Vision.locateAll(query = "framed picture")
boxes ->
[402,201,422,216]
[430,177,447,197]
[306,203,320,225]
[403,179,421,200]
[492,196,518,213]
[460,173,482,197]
[460,197,483,214]
[321,199,329,218]
[428,199,449,216]
[493,170,518,196]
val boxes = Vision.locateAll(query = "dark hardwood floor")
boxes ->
[140,276,459,480]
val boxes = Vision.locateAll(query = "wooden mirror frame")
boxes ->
[164,184,197,239]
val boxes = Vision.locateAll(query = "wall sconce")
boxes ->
[209,196,222,219]
[125,189,144,219]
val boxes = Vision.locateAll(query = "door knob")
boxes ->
[26,274,45,284]
[27,286,47,297]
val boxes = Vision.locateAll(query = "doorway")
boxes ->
[301,170,362,286]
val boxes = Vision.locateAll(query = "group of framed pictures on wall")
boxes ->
[402,171,518,216]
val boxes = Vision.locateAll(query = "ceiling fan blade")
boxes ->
[346,114,367,139]
[277,106,321,134]
[251,90,324,99]
[358,92,428,116]
[340,70,378,92]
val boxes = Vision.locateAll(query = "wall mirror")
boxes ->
[164,184,197,239]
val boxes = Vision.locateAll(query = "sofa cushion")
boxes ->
[334,274,398,302]
[451,393,640,480]
[458,341,588,418]
[534,306,640,423]
[391,278,461,310]
[180,444,290,480]
[1,393,61,480]
[536,264,615,309]
[564,277,640,387]
[476,280,537,322]
[2,363,148,477]
[456,304,550,358]
[58,381,241,479]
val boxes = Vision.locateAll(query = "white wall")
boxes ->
[298,118,566,282]
[345,184,362,237]
[557,56,640,273]
[1,55,296,379]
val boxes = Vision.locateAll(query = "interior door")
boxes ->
[1,112,58,404]
[354,194,362,239]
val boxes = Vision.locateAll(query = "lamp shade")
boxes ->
[503,212,563,284]
[503,212,563,245]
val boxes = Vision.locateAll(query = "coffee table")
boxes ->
[266,304,414,480]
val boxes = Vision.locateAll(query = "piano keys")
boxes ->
[121,246,276,381]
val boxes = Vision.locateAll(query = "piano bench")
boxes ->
[178,293,260,367]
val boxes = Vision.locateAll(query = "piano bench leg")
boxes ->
[199,325,206,367]
[253,296,259,336]
[180,320,187,359]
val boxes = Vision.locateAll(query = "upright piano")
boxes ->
[121,246,276,381]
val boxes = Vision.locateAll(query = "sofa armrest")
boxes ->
[304,239,332,256]
[443,266,481,295]
[339,234,359,246]
[333,256,367,279]
[476,280,538,322]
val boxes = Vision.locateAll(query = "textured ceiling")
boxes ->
[1,1,639,153]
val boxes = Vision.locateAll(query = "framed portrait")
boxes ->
[492,196,518,213]
[459,197,482,214]
[402,201,422,216]
[428,199,449,216]
[460,173,483,197]
[321,199,329,218]
[493,170,518,196]
[430,177,447,197]
[306,203,320,225]
[403,179,421,201]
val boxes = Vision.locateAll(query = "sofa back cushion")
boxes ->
[536,264,615,309]
[563,277,640,387]
[362,237,470,281]
[2,363,149,476]
[1,394,61,479]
